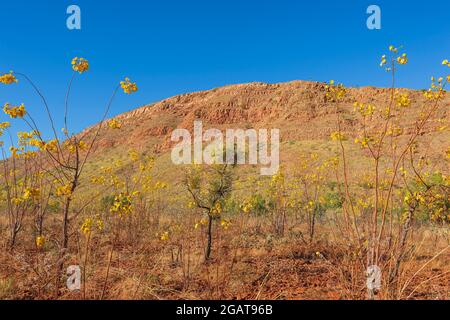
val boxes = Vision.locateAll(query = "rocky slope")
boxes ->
[79,80,448,165]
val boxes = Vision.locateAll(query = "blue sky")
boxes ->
[0,0,449,139]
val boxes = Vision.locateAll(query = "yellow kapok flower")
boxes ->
[107,118,122,129]
[39,139,58,152]
[23,187,40,200]
[325,81,347,102]
[0,122,10,129]
[110,192,133,217]
[354,102,375,116]
[3,103,26,118]
[35,236,45,248]
[65,140,87,153]
[210,202,222,217]
[194,218,208,229]
[80,218,93,235]
[160,231,170,241]
[0,71,18,85]
[96,218,104,231]
[396,93,411,108]
[71,57,89,74]
[354,137,370,148]
[220,219,231,230]
[154,181,168,190]
[9,146,24,158]
[442,59,450,67]
[56,184,72,197]
[120,77,138,94]
[128,149,139,161]
[397,53,408,65]
[330,131,346,141]
[389,45,398,53]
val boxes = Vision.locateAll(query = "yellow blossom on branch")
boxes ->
[3,103,26,118]
[35,236,45,248]
[397,53,408,65]
[330,131,346,141]
[0,122,10,130]
[80,218,93,235]
[120,77,138,94]
[65,140,87,153]
[56,184,72,197]
[0,71,18,85]
[220,219,231,230]
[23,187,40,201]
[110,192,133,217]
[71,57,89,74]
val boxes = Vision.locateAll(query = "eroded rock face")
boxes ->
[79,80,449,155]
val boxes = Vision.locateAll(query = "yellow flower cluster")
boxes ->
[128,149,139,161]
[9,146,23,158]
[194,218,208,229]
[10,186,41,204]
[442,59,450,67]
[153,181,168,190]
[389,45,398,53]
[325,80,347,102]
[56,184,72,197]
[380,55,387,67]
[110,192,133,217]
[0,71,18,84]
[240,201,253,214]
[41,139,58,152]
[396,93,411,108]
[380,46,408,70]
[404,191,425,206]
[107,118,122,129]
[65,140,87,153]
[80,216,104,235]
[210,202,222,217]
[23,187,40,200]
[330,131,346,141]
[71,57,89,74]
[424,76,446,101]
[159,231,170,241]
[220,219,231,230]
[354,136,371,148]
[397,53,408,65]
[0,122,10,130]
[35,236,45,248]
[353,102,375,116]
[120,77,138,94]
[3,103,26,118]
[270,171,284,187]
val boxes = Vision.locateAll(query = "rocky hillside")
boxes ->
[80,80,449,166]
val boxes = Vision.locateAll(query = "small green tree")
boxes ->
[185,164,233,260]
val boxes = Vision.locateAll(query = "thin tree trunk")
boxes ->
[205,215,213,261]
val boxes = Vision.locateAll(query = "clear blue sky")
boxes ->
[1,0,449,139]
